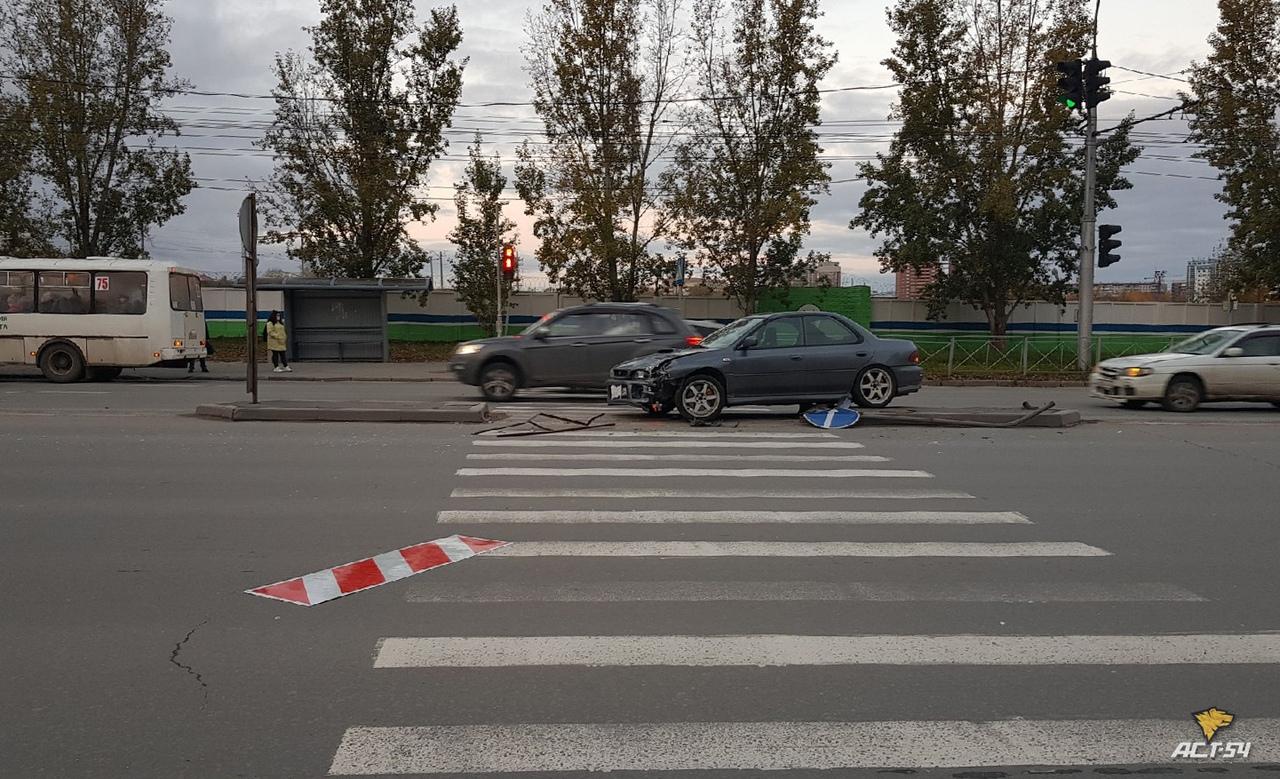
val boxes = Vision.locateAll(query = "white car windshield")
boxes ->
[699,317,763,349]
[1167,330,1243,355]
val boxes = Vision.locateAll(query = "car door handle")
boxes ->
[633,338,652,344]
[856,352,868,357]
[570,342,589,347]
[790,355,803,361]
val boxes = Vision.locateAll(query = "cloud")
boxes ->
[147,0,1228,289]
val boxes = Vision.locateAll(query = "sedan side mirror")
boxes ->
[1222,346,1245,358]
[738,335,758,350]
[531,330,548,341]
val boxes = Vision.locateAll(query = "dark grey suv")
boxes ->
[448,303,704,401]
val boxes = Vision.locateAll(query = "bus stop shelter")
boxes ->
[257,278,429,363]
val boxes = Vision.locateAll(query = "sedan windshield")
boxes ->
[699,316,763,349]
[1167,330,1242,355]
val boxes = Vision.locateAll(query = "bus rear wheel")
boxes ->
[39,343,86,383]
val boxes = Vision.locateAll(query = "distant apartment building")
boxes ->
[1093,281,1165,300]
[895,264,940,300]
[799,261,843,288]
[1186,259,1218,302]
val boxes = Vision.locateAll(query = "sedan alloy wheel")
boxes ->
[854,366,897,408]
[678,375,725,422]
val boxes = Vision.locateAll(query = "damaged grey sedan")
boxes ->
[607,312,923,422]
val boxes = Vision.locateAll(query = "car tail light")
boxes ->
[685,335,703,347]
[909,350,921,365]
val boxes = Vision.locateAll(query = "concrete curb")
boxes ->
[128,375,453,384]
[195,401,492,423]
[858,409,1082,428]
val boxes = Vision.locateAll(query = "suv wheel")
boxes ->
[1162,376,1202,412]
[853,366,897,408]
[677,374,725,422]
[479,362,519,402]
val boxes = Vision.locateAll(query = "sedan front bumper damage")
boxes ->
[607,368,674,409]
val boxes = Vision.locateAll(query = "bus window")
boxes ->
[170,273,192,310]
[38,271,90,314]
[187,275,203,312]
[1,271,35,313]
[92,272,147,315]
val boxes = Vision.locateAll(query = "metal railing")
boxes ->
[904,334,1184,376]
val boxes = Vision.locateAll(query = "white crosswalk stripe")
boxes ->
[327,426,1243,776]
[477,429,838,438]
[457,467,932,478]
[437,509,1027,524]
[402,580,1207,603]
[471,437,866,448]
[465,452,891,462]
[374,633,1280,667]
[330,719,1280,775]
[450,486,969,499]
[480,540,1109,557]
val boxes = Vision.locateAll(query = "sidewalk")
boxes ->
[6,360,1083,386]
[121,361,455,383]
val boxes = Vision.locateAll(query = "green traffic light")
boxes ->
[1059,96,1078,109]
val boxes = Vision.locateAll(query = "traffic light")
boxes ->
[1085,58,1111,107]
[1098,224,1122,268]
[501,244,517,279]
[1055,59,1084,111]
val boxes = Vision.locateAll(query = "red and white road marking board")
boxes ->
[246,534,509,606]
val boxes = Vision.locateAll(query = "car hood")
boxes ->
[1098,352,1191,369]
[459,336,522,349]
[615,347,709,371]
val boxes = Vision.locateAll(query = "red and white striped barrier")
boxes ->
[246,535,509,607]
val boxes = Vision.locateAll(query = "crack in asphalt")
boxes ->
[1178,436,1280,471]
[169,619,210,705]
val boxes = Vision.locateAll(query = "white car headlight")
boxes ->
[455,343,484,356]
[1123,367,1153,377]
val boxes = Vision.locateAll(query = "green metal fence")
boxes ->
[894,333,1185,376]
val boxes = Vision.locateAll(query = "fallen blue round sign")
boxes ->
[803,407,861,429]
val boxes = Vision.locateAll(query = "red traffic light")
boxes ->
[501,244,517,276]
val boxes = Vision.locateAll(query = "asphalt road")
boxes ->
[3,376,1280,777]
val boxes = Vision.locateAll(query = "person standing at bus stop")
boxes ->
[264,311,291,373]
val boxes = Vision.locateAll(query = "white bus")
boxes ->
[0,257,208,382]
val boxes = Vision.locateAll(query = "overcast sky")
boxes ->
[151,0,1226,290]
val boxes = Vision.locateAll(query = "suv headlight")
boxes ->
[1124,367,1153,377]
[455,343,484,356]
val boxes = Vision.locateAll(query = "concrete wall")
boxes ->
[206,288,758,341]
[204,286,1275,340]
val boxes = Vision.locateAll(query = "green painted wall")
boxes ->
[757,286,872,327]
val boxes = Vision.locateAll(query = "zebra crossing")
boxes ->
[326,427,1276,775]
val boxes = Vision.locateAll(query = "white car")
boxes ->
[1091,325,1280,412]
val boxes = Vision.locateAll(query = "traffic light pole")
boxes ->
[1077,103,1099,371]
[494,248,502,336]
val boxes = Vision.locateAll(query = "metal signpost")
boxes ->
[239,194,259,404]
